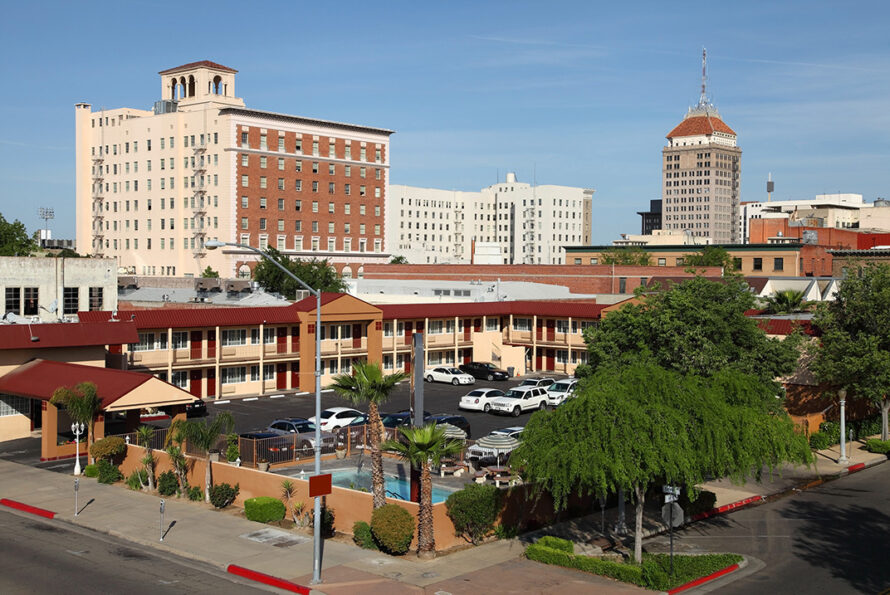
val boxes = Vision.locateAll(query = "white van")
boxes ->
[546,379,578,407]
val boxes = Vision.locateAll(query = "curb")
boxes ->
[0,498,56,519]
[666,557,747,594]
[226,564,311,594]
[692,495,764,522]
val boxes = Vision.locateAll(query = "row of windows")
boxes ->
[239,130,383,164]
[240,154,382,179]
[244,218,380,236]
[95,196,219,214]
[4,286,103,316]
[242,197,380,217]
[239,234,382,253]
[91,153,219,176]
[92,174,219,195]
[239,175,379,197]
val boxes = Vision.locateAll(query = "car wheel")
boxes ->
[300,441,312,453]
[426,375,433,383]
[512,406,521,417]
[539,401,547,410]
[487,374,494,381]
[452,378,459,386]
[483,403,491,413]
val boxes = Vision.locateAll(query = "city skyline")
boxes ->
[1,1,888,246]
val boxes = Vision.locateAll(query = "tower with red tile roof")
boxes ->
[660,49,742,243]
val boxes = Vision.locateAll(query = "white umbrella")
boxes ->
[474,434,520,465]
[437,422,467,440]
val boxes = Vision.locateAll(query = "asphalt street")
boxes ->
[0,508,271,595]
[644,463,890,594]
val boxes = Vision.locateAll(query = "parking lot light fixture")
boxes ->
[205,238,324,584]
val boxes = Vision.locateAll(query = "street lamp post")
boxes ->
[838,388,849,465]
[205,239,324,584]
[71,422,85,475]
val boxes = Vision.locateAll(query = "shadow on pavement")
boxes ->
[780,497,890,593]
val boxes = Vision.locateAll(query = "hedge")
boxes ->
[525,543,743,590]
[536,536,573,553]
[865,439,890,455]
[83,464,98,478]
[371,504,414,555]
[245,497,286,523]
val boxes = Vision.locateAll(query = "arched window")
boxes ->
[170,78,178,100]
[357,266,364,279]
[179,77,187,99]
[341,266,353,279]
[187,75,196,97]
[212,75,222,95]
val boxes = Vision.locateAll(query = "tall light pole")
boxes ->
[205,239,324,584]
[71,422,85,475]
[838,388,849,465]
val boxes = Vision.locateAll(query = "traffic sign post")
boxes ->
[661,500,683,576]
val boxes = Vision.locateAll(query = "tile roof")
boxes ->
[158,60,237,75]
[77,293,351,330]
[667,115,736,138]
[380,301,607,320]
[0,359,152,408]
[0,322,137,350]
[755,318,815,336]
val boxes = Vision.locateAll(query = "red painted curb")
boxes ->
[226,564,310,594]
[667,562,740,594]
[691,495,763,522]
[0,498,56,519]
[846,462,865,473]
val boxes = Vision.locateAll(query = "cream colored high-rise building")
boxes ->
[660,51,741,243]
[76,61,392,278]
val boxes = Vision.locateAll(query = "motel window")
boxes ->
[753,258,763,271]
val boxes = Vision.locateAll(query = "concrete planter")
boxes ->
[335,448,347,460]
[208,450,220,462]
[258,461,270,472]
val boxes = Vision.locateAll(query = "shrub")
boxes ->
[865,439,890,455]
[494,523,520,539]
[445,483,502,544]
[188,486,204,501]
[209,483,239,509]
[96,459,122,484]
[126,469,148,490]
[641,559,670,590]
[352,521,378,550]
[809,431,832,450]
[370,504,414,555]
[157,471,179,496]
[226,433,240,462]
[536,536,573,553]
[89,436,127,462]
[309,505,336,537]
[245,497,286,523]
[83,464,98,478]
[679,489,717,517]
[819,420,856,443]
[855,414,882,438]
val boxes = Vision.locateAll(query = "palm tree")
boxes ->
[382,424,463,559]
[329,361,406,509]
[136,425,156,491]
[765,289,806,314]
[51,382,102,464]
[169,412,235,503]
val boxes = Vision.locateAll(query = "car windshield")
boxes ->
[466,390,486,397]
[482,363,495,369]
[294,422,316,433]
[380,414,407,426]
[519,379,537,386]
[504,390,524,399]
[550,382,570,393]
[447,368,462,374]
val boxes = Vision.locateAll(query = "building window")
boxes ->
[171,371,189,388]
[88,287,104,311]
[589,258,598,265]
[774,257,784,272]
[618,278,627,293]
[657,258,666,266]
[23,287,38,316]
[514,318,532,331]
[63,287,79,315]
[221,366,246,384]
[171,331,189,350]
[221,329,247,346]
[753,257,763,271]
[733,257,742,270]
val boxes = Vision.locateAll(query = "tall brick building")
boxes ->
[75,61,393,278]
[660,50,741,243]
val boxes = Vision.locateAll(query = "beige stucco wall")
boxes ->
[0,413,31,441]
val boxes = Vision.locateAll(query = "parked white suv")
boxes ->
[546,379,578,407]
[488,386,549,416]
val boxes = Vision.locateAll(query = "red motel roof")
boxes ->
[380,301,607,320]
[0,322,137,350]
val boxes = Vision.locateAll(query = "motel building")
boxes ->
[77,294,612,400]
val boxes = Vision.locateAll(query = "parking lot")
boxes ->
[207,374,570,440]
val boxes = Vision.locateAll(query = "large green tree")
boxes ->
[382,424,463,559]
[600,246,651,266]
[51,382,102,464]
[810,264,890,439]
[252,247,347,298]
[330,362,406,508]
[169,412,235,503]
[682,245,736,274]
[0,214,36,256]
[584,275,801,394]
[514,362,811,563]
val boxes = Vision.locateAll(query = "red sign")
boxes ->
[309,473,332,498]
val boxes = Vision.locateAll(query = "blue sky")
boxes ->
[1,1,888,245]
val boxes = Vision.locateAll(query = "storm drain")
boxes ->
[240,528,310,548]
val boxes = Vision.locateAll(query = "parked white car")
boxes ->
[466,426,524,460]
[424,367,475,386]
[307,407,364,431]
[546,379,578,407]
[488,386,550,416]
[459,388,507,413]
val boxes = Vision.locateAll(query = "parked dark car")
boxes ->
[185,399,207,417]
[427,413,472,439]
[459,361,510,381]
[380,410,431,428]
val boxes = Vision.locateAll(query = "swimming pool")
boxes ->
[329,469,457,504]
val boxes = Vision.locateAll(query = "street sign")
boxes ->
[665,494,678,504]
[661,502,683,528]
[309,473,332,498]
[662,485,680,496]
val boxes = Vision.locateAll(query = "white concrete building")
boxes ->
[75,61,393,278]
[388,173,594,265]
[739,194,869,242]
[0,257,117,321]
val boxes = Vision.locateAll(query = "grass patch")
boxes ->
[526,541,742,590]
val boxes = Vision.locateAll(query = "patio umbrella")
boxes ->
[436,422,467,440]
[474,434,520,465]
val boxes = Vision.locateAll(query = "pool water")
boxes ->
[330,469,456,504]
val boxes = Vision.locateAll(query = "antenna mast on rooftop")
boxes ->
[699,47,708,107]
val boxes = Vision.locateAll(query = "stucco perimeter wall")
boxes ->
[0,414,31,441]
[120,445,463,550]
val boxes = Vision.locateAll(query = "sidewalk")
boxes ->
[0,439,885,594]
